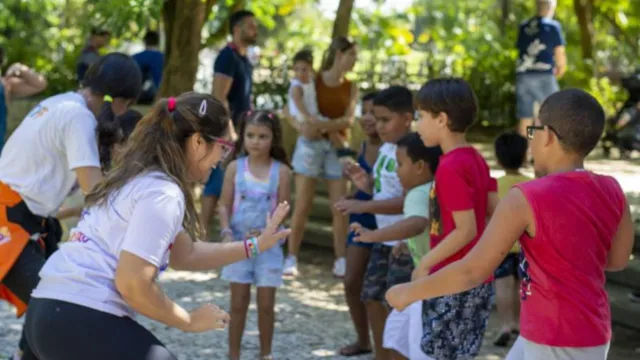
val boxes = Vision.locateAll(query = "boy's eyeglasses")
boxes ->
[526,125,563,141]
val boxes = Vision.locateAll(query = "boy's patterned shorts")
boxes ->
[361,243,414,303]
[421,282,494,360]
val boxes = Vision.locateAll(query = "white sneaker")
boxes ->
[283,256,298,277]
[333,257,346,278]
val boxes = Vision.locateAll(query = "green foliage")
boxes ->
[86,0,162,39]
[0,0,84,93]
[2,0,639,127]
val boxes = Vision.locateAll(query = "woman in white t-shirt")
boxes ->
[0,52,142,359]
[23,93,291,360]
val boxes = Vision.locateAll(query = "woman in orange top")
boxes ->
[285,37,358,278]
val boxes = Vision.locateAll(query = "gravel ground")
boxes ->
[1,156,640,359]
[1,247,640,359]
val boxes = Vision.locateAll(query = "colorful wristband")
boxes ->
[246,237,260,259]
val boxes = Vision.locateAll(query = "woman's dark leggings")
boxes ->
[25,298,178,360]
[1,241,46,357]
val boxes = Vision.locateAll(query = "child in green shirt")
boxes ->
[350,132,443,359]
[351,132,442,264]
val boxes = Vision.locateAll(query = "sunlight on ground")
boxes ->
[311,349,337,357]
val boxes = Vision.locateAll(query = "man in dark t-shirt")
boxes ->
[201,10,258,238]
[515,0,566,139]
[214,43,253,123]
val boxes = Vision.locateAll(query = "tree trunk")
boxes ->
[162,0,177,63]
[573,0,594,61]
[499,0,510,36]
[331,0,355,39]
[158,0,216,97]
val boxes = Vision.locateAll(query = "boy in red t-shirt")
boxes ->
[387,88,635,360]
[385,78,498,360]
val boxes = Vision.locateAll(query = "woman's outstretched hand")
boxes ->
[257,202,292,252]
[185,303,230,332]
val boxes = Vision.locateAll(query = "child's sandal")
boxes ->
[493,331,513,347]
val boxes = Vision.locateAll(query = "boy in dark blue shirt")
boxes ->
[133,31,164,104]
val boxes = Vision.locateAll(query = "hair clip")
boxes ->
[246,110,253,117]
[199,99,207,116]
[167,97,176,112]
[103,95,113,103]
[267,113,274,119]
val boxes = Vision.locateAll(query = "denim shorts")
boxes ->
[291,137,343,179]
[202,166,225,197]
[346,208,377,249]
[220,245,284,287]
[516,73,559,119]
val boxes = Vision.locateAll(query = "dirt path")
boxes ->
[1,154,640,359]
[1,246,639,359]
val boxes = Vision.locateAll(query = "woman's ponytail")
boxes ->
[96,96,122,170]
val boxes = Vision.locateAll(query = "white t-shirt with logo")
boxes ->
[32,172,185,318]
[372,143,405,247]
[287,78,327,123]
[0,92,100,217]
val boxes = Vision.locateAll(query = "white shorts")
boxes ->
[383,301,434,360]
[506,336,610,360]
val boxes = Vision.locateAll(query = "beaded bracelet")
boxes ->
[244,237,260,259]
[220,228,233,238]
[243,238,250,258]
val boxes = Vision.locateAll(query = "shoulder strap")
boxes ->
[235,157,248,192]
[268,161,280,193]
[231,157,247,213]
[267,161,281,209]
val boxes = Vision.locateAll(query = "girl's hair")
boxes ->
[234,110,290,167]
[320,36,355,71]
[86,93,230,239]
[85,53,143,173]
[119,109,144,140]
[98,109,144,170]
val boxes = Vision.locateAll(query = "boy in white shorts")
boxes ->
[386,88,634,360]
[351,133,442,360]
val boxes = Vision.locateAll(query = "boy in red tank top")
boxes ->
[383,78,499,360]
[386,88,635,360]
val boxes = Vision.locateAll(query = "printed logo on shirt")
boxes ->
[373,154,397,194]
[69,231,90,243]
[429,182,441,236]
[25,104,49,119]
[519,251,532,300]
[0,227,11,246]
[159,243,173,272]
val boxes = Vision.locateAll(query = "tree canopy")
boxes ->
[1,0,638,125]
